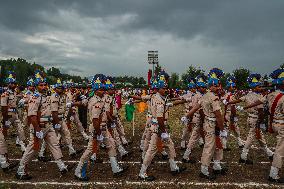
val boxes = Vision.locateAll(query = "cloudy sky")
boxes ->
[0,0,283,77]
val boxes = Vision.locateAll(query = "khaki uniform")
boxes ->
[180,92,194,146]
[76,94,122,178]
[0,128,7,155]
[66,91,85,134]
[104,94,128,156]
[79,94,116,163]
[1,90,26,151]
[222,92,243,147]
[22,90,34,126]
[142,93,177,171]
[266,91,284,169]
[239,91,273,160]
[199,91,223,167]
[140,94,153,154]
[183,92,204,160]
[18,92,66,175]
[51,93,74,154]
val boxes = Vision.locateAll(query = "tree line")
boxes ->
[0,58,282,89]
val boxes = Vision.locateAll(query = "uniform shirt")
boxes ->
[1,89,17,108]
[265,90,284,120]
[222,92,236,117]
[50,93,67,115]
[110,95,118,116]
[28,93,51,117]
[66,91,74,104]
[66,90,78,112]
[88,94,105,121]
[198,91,221,118]
[103,94,118,117]
[151,93,169,120]
[23,90,34,107]
[141,94,152,113]
[179,92,194,114]
[239,91,263,114]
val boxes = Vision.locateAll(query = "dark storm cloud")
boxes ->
[0,0,283,77]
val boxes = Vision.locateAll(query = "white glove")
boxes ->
[222,99,228,105]
[181,116,188,125]
[151,118,158,125]
[66,102,73,108]
[18,99,26,107]
[80,95,87,100]
[236,106,244,112]
[111,122,116,128]
[260,123,266,130]
[146,113,152,119]
[4,120,11,128]
[70,116,75,122]
[166,102,173,107]
[54,123,61,129]
[36,131,44,139]
[96,134,104,142]
[161,132,169,140]
[234,117,239,122]
[220,130,228,138]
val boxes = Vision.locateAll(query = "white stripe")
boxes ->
[84,145,275,150]
[9,159,271,164]
[0,181,281,188]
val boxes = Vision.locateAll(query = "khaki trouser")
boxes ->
[201,119,223,167]
[113,127,123,146]
[225,114,241,138]
[181,126,190,142]
[141,115,152,152]
[57,120,72,145]
[7,113,25,141]
[142,126,152,158]
[181,112,191,142]
[0,128,7,155]
[71,111,85,133]
[187,124,201,150]
[79,123,116,164]
[272,123,284,168]
[187,113,201,149]
[244,117,267,149]
[115,117,126,137]
[143,126,176,168]
[20,123,63,166]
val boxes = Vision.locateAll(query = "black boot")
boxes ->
[239,158,253,165]
[16,173,32,180]
[2,162,18,173]
[171,166,186,175]
[182,158,196,164]
[139,174,156,181]
[199,172,216,180]
[113,165,128,177]
[38,156,51,162]
[213,167,228,175]
[268,177,284,183]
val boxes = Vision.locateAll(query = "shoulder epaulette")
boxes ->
[33,93,40,98]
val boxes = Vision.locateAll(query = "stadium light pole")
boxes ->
[148,51,159,77]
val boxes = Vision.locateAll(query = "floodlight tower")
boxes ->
[148,51,159,77]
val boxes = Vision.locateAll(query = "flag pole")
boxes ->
[132,111,135,137]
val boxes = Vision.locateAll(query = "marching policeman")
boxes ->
[186,68,228,180]
[16,71,69,180]
[1,72,26,153]
[75,74,127,181]
[139,71,186,181]
[182,75,207,163]
[228,74,273,164]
